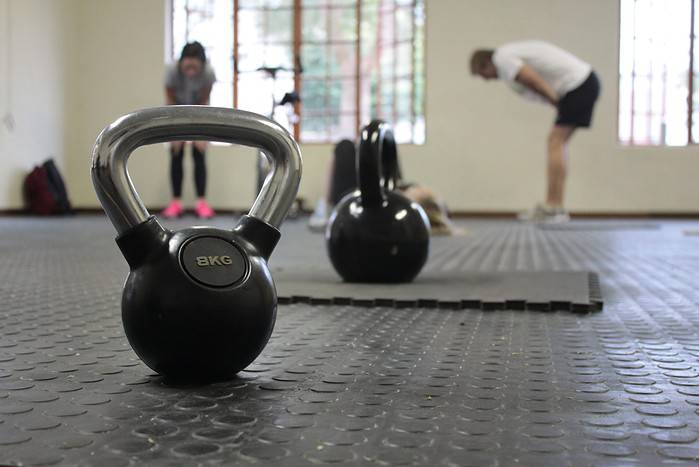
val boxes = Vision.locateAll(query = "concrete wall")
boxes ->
[8,0,699,213]
[0,0,71,209]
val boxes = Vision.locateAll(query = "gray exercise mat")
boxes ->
[274,267,602,311]
[538,221,659,231]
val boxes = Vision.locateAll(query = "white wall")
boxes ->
[0,0,71,209]
[47,1,699,213]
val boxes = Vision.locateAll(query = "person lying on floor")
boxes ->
[308,139,456,235]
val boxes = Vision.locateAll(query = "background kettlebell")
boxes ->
[91,106,302,381]
[326,120,430,283]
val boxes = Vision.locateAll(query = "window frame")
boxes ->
[169,0,426,145]
[618,0,697,147]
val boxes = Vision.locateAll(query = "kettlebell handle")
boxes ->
[357,120,401,207]
[91,106,302,235]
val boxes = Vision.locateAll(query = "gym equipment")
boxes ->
[326,120,430,283]
[91,106,302,380]
[255,65,301,193]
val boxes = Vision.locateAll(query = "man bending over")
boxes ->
[471,40,600,223]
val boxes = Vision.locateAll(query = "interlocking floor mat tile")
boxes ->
[537,221,660,231]
[274,269,601,311]
[271,220,602,310]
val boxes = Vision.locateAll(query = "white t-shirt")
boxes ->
[493,40,591,101]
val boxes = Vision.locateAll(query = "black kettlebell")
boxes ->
[326,120,430,283]
[91,106,302,380]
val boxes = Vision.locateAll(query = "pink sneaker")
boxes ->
[161,200,184,219]
[195,200,215,219]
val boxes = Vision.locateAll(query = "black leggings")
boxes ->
[170,144,207,198]
[328,140,357,205]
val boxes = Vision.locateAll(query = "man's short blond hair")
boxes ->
[470,49,494,74]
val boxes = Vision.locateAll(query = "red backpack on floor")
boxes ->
[23,159,72,215]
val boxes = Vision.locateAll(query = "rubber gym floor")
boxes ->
[1,215,699,466]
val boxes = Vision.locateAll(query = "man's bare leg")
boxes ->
[546,125,576,208]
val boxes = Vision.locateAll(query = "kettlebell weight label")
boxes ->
[196,255,234,267]
[181,237,248,287]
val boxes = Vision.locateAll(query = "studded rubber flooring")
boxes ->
[1,215,699,466]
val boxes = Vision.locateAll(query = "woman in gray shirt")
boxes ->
[162,41,217,218]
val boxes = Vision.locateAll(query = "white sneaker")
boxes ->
[308,199,330,233]
[518,203,570,224]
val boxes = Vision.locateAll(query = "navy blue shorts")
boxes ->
[556,71,600,128]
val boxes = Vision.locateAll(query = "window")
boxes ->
[170,0,425,144]
[619,0,697,146]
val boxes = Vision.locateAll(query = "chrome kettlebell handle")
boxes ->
[91,106,302,235]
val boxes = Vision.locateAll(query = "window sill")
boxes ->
[298,141,426,147]
[619,142,698,149]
